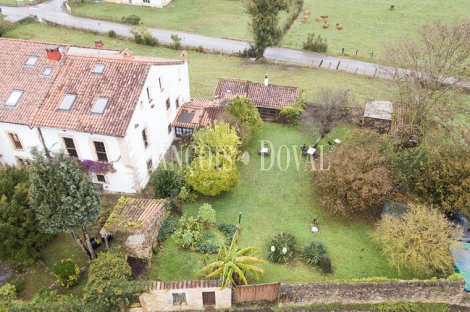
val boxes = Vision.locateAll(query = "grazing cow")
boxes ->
[322,21,329,29]
[315,17,320,22]
[390,4,395,9]
[320,15,328,19]
[303,15,309,21]
[336,23,343,30]
[305,10,310,15]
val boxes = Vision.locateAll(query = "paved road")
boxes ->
[1,0,397,79]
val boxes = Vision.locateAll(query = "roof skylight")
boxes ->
[91,97,109,114]
[25,56,39,66]
[42,67,52,76]
[93,64,105,74]
[59,94,77,111]
[4,90,24,107]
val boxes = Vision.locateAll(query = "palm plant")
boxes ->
[268,232,297,263]
[301,241,328,265]
[196,230,266,288]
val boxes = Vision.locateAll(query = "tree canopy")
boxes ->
[225,96,263,134]
[28,148,101,259]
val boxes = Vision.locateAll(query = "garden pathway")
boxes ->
[1,0,396,80]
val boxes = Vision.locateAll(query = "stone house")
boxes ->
[139,280,232,311]
[212,76,300,121]
[0,38,191,193]
[100,198,166,259]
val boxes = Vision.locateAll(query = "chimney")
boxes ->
[94,39,103,49]
[46,46,61,61]
[264,74,269,87]
[121,48,133,60]
[181,50,188,62]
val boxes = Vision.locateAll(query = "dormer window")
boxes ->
[59,94,77,111]
[93,64,105,74]
[42,67,52,76]
[91,97,109,114]
[226,89,231,94]
[4,90,24,107]
[25,56,38,66]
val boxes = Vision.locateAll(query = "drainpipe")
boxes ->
[36,127,50,157]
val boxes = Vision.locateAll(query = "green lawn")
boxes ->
[150,123,416,283]
[5,22,390,103]
[69,0,291,42]
[283,0,470,59]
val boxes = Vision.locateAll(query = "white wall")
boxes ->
[104,0,171,8]
[123,61,190,190]
[0,123,41,166]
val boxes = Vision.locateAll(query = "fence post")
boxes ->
[355,68,358,74]
[328,62,331,69]
[374,68,378,77]
[363,67,367,74]
[336,61,341,70]
[319,60,323,67]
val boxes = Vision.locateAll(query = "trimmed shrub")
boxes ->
[121,14,140,25]
[218,223,237,244]
[107,30,116,38]
[149,168,181,198]
[0,283,16,303]
[303,33,328,53]
[197,203,216,226]
[157,216,177,242]
[268,232,297,263]
[52,259,80,288]
[301,241,328,265]
[319,256,333,273]
[87,252,131,283]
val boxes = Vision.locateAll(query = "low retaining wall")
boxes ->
[279,280,465,306]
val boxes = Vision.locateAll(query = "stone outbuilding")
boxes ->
[100,198,166,259]
[139,280,232,311]
[362,100,393,133]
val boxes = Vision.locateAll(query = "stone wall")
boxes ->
[125,206,166,259]
[279,280,466,306]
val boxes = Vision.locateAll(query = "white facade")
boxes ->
[0,62,190,194]
[104,0,171,8]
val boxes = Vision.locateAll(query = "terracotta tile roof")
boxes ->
[172,98,223,129]
[31,55,151,136]
[213,78,300,109]
[101,198,165,235]
[0,38,70,125]
[149,280,221,290]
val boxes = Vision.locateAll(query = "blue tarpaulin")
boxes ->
[452,242,470,292]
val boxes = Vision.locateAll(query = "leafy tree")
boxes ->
[0,283,16,303]
[52,259,80,288]
[0,15,13,37]
[225,96,263,134]
[0,166,53,268]
[217,111,253,146]
[197,231,266,288]
[149,167,181,198]
[245,0,290,58]
[373,204,460,277]
[28,148,101,260]
[311,131,395,218]
[385,20,470,144]
[197,203,216,227]
[416,148,470,216]
[186,121,241,196]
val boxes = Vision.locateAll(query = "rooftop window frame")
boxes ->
[58,94,77,111]
[4,90,24,107]
[91,97,109,114]
[93,64,106,74]
[25,56,39,67]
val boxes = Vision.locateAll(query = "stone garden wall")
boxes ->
[279,280,466,306]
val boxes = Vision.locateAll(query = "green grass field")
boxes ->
[69,0,291,42]
[150,123,416,283]
[5,22,390,103]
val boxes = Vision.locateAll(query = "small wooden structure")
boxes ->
[362,100,393,133]
[100,198,166,259]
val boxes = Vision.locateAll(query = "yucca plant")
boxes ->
[301,241,328,265]
[267,232,297,263]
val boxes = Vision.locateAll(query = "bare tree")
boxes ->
[384,20,470,143]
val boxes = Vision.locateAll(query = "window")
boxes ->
[93,64,105,74]
[25,56,38,66]
[172,293,186,306]
[91,97,109,114]
[168,124,172,134]
[42,67,52,76]
[94,141,108,162]
[59,94,77,111]
[158,76,164,90]
[5,90,24,107]
[8,133,23,150]
[96,174,106,183]
[16,157,30,166]
[175,127,193,137]
[143,0,150,3]
[63,137,78,158]
[146,87,152,102]
[166,98,171,110]
[175,98,180,109]
[142,129,148,148]
[146,158,153,170]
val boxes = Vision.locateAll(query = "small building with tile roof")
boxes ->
[212,76,300,121]
[362,100,393,134]
[100,198,166,259]
[172,98,223,136]
[0,38,191,193]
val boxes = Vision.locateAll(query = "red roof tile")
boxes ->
[172,98,223,129]
[213,78,300,109]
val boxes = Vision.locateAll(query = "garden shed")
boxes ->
[139,280,232,311]
[100,198,166,259]
[362,100,393,133]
